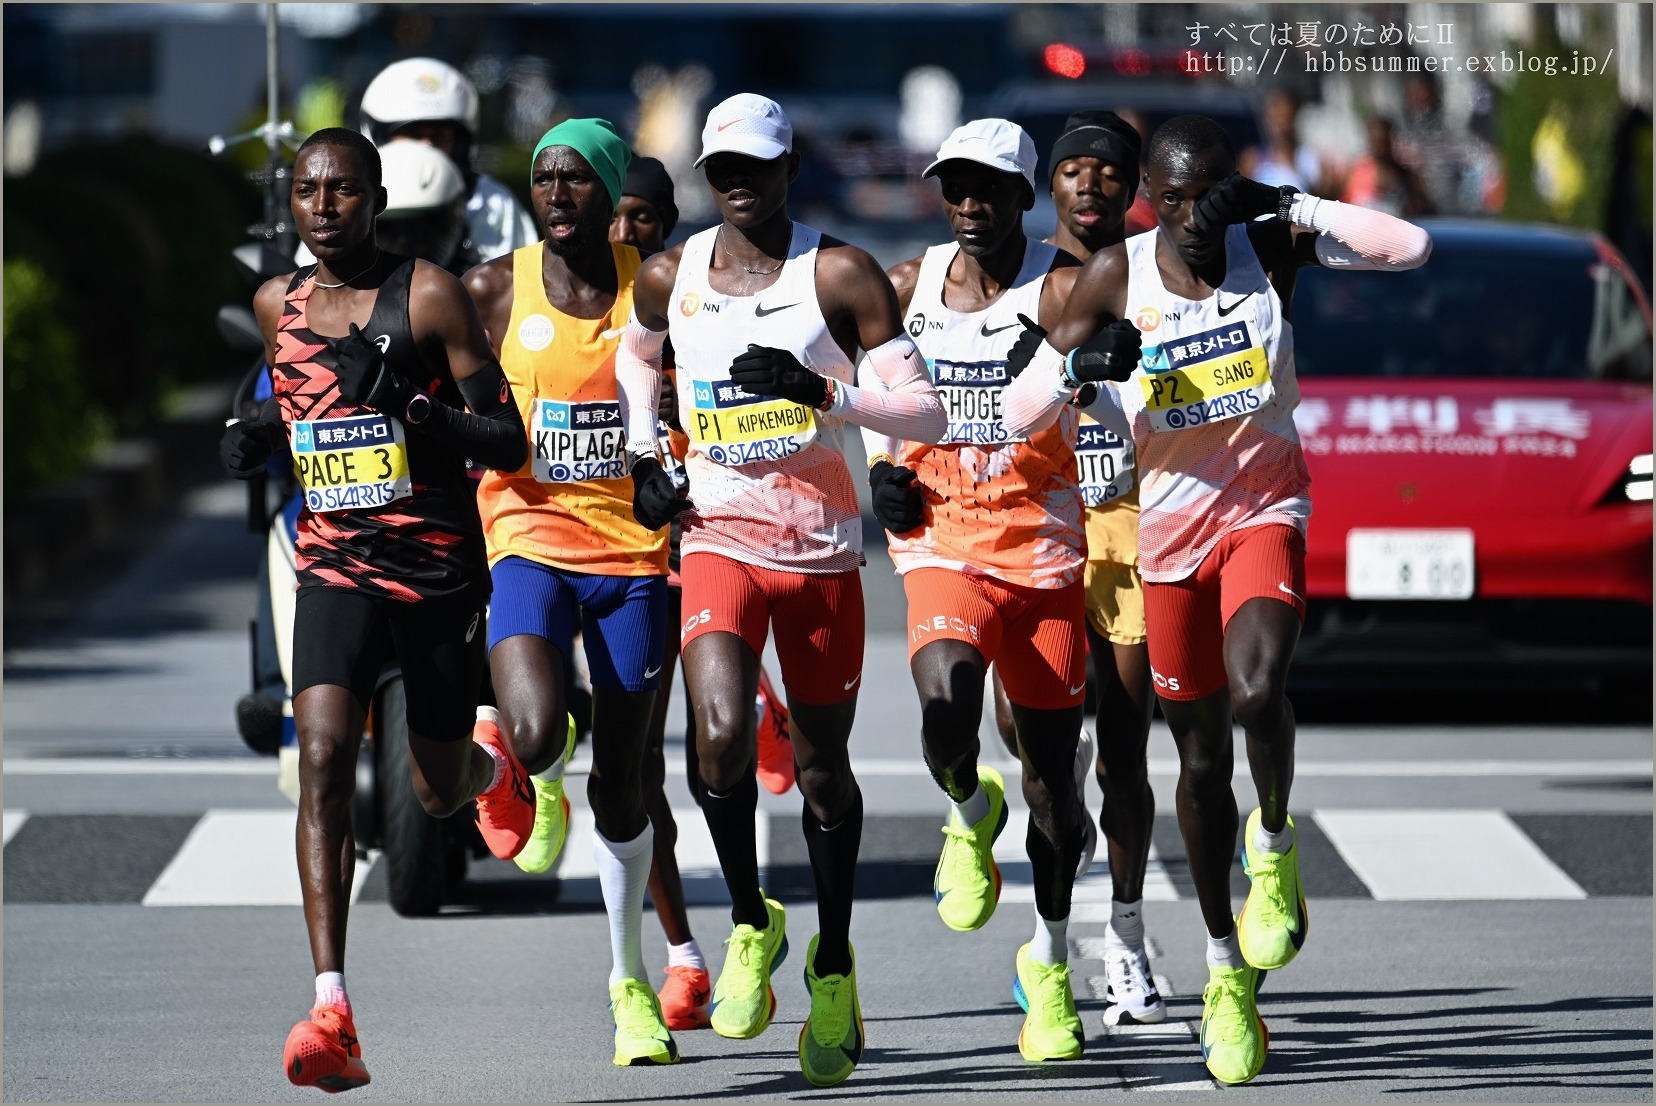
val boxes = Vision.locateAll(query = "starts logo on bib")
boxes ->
[679,292,701,317]
[517,314,555,352]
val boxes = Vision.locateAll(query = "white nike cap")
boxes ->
[695,93,793,167]
[922,118,1038,193]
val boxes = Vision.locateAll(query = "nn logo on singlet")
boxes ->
[680,292,720,317]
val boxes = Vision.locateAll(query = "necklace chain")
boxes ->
[312,249,380,290]
[719,227,784,276]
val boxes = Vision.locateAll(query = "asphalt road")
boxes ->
[3,480,1651,1103]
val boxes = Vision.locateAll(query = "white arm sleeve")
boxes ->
[1076,380,1133,440]
[1000,340,1076,439]
[1289,194,1433,270]
[855,355,901,464]
[827,333,948,444]
[614,311,667,455]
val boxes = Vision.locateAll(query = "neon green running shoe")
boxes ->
[1010,943,1083,1062]
[934,765,1008,932]
[1200,961,1268,1084]
[1237,809,1308,970]
[514,714,577,875]
[608,978,679,1066]
[709,897,788,1039]
[798,935,864,1087]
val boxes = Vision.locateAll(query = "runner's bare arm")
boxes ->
[617,247,682,456]
[1002,246,1132,437]
[810,244,946,444]
[461,255,516,359]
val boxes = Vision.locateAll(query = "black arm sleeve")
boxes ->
[414,360,528,472]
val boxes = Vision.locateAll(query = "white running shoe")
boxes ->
[1074,727,1098,878]
[1101,928,1165,1026]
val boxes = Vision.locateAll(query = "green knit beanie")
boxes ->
[531,118,631,214]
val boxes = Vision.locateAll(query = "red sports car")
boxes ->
[1287,219,1652,697]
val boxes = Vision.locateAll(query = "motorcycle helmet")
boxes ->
[360,58,480,171]
[375,140,473,274]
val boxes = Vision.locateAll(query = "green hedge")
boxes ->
[3,140,260,506]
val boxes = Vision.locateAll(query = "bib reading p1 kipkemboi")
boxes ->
[688,378,818,465]
[533,398,626,483]
[292,414,412,512]
[1139,320,1274,433]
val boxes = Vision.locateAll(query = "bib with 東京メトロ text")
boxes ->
[531,398,626,483]
[686,377,818,466]
[1138,319,1274,433]
[290,414,411,513]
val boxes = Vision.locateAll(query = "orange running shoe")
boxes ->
[472,708,534,860]
[284,1004,370,1093]
[658,964,713,1030]
[754,668,796,795]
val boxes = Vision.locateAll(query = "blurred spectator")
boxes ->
[1341,117,1432,218]
[1393,73,1504,216]
[1241,88,1325,192]
[1116,108,1156,235]
[1607,106,1653,294]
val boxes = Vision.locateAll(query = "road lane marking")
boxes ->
[1314,809,1587,900]
[3,811,27,845]
[143,810,374,906]
[7,756,1650,779]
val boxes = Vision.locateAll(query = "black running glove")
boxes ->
[630,455,693,531]
[220,419,282,479]
[1069,319,1142,383]
[1004,315,1049,379]
[868,460,924,534]
[334,323,418,418]
[729,344,829,409]
[1192,173,1296,236]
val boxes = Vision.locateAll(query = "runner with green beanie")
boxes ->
[531,117,632,213]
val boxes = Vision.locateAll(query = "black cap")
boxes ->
[1048,110,1143,197]
[621,155,679,238]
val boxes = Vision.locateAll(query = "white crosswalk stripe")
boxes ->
[3,811,28,846]
[143,809,375,907]
[1314,809,1587,900]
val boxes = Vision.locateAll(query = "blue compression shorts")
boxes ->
[487,556,668,691]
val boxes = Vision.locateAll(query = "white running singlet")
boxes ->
[666,223,862,573]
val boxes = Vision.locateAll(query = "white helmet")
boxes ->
[360,58,480,143]
[379,140,467,216]
[376,140,471,272]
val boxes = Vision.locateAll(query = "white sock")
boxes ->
[1206,928,1245,970]
[952,782,989,827]
[1030,912,1069,965]
[534,760,566,784]
[1108,898,1145,948]
[1255,818,1292,856]
[667,939,705,971]
[473,706,507,792]
[315,971,349,1012]
[594,823,654,988]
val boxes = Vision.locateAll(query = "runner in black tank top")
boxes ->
[217,128,535,1093]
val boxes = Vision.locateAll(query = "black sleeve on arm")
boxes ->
[416,360,528,472]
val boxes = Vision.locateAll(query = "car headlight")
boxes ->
[1615,453,1653,503]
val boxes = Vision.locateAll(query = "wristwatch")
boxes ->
[1276,185,1300,221]
[404,391,432,425]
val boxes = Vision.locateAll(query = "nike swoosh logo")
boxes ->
[716,118,742,131]
[754,301,799,318]
[843,673,861,690]
[601,327,626,340]
[1069,684,1086,697]
[643,665,662,679]
[980,321,1018,337]
[1216,293,1253,317]
[1278,582,1303,603]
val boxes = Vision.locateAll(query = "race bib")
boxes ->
[1076,418,1134,507]
[532,398,625,483]
[687,377,818,465]
[933,358,1025,446]
[291,414,411,513]
[1139,320,1274,433]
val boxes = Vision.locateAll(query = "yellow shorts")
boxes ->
[1083,558,1147,645]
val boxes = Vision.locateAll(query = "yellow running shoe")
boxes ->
[609,978,679,1066]
[1200,961,1268,1084]
[514,714,577,875]
[1011,943,1084,1062]
[1237,809,1308,970]
[709,897,788,1039]
[798,935,864,1087]
[934,765,1008,932]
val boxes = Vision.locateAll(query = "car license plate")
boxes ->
[1346,529,1475,600]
